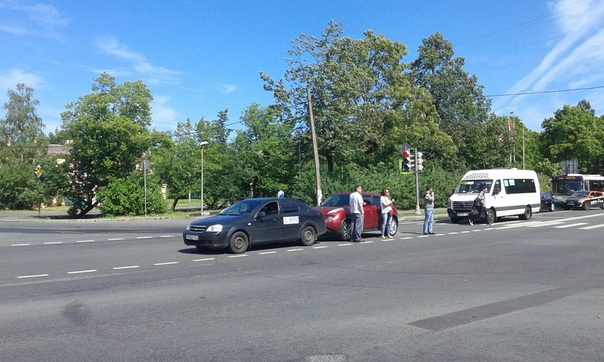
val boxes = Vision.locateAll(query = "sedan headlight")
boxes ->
[206,224,223,233]
[185,224,191,231]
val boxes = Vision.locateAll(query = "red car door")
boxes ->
[362,195,379,229]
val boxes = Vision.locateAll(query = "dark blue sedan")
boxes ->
[183,198,327,253]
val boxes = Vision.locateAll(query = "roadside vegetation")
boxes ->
[1,22,602,218]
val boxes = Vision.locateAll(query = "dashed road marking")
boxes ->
[18,274,48,279]
[67,269,97,274]
[76,239,95,243]
[113,265,140,270]
[153,262,178,266]
[554,223,588,229]
[193,258,215,262]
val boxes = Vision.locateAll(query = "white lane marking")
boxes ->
[193,258,215,262]
[18,274,48,279]
[418,235,429,238]
[401,237,413,240]
[259,251,277,255]
[554,223,588,229]
[67,269,97,274]
[160,235,174,238]
[287,248,304,252]
[527,221,564,227]
[76,239,95,243]
[137,236,153,239]
[108,238,125,241]
[460,231,471,234]
[153,262,178,266]
[11,243,31,246]
[339,243,354,246]
[360,240,373,244]
[578,224,604,230]
[449,232,460,235]
[471,229,483,232]
[312,245,328,249]
[44,242,62,245]
[112,266,139,270]
[227,255,248,258]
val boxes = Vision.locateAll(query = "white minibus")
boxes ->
[447,168,541,224]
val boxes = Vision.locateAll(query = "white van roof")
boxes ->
[462,168,538,181]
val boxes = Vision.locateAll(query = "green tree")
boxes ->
[541,101,604,174]
[60,72,153,216]
[0,83,46,161]
[0,83,52,209]
[409,33,492,171]
[231,103,296,198]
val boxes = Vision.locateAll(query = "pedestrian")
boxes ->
[423,185,435,235]
[380,189,395,239]
[277,188,284,198]
[469,186,489,226]
[349,185,364,242]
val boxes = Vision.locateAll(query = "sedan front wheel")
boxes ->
[228,231,249,254]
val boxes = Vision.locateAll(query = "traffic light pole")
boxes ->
[413,148,421,215]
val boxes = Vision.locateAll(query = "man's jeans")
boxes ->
[423,209,434,234]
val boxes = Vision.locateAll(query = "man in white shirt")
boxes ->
[349,185,364,242]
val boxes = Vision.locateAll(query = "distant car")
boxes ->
[183,198,327,254]
[540,192,555,212]
[313,192,398,240]
[562,190,604,210]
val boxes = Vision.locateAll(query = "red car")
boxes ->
[314,192,398,240]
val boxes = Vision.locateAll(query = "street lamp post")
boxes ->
[199,141,209,215]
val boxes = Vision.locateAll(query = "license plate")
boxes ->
[186,234,199,241]
[567,201,574,205]
[457,212,469,217]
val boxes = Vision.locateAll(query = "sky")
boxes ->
[1,0,603,134]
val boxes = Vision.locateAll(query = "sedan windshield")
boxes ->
[571,191,589,198]
[322,195,349,207]
[219,199,264,216]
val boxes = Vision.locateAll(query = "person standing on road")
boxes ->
[349,185,364,242]
[380,189,394,239]
[423,185,435,235]
[470,186,489,226]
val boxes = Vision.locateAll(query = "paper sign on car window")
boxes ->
[283,216,300,225]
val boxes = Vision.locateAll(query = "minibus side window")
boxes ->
[493,180,501,195]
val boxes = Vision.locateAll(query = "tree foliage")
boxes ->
[60,72,154,216]
[541,101,604,174]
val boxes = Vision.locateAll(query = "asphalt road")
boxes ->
[1,210,603,361]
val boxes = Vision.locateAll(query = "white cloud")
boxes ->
[0,1,67,39]
[151,95,178,130]
[217,83,237,95]
[493,0,604,130]
[95,36,182,85]
[0,68,44,91]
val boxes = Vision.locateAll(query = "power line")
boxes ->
[485,85,604,98]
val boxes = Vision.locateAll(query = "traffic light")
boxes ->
[416,151,424,172]
[401,150,413,173]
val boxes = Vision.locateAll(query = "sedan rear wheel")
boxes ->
[583,202,589,210]
[300,226,316,246]
[228,231,249,254]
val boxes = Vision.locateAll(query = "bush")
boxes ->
[98,171,166,216]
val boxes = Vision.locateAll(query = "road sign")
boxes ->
[34,165,42,178]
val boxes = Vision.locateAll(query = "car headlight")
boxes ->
[326,216,334,223]
[185,224,191,230]
[206,224,223,233]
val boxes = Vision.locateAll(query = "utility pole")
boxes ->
[307,87,322,206]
